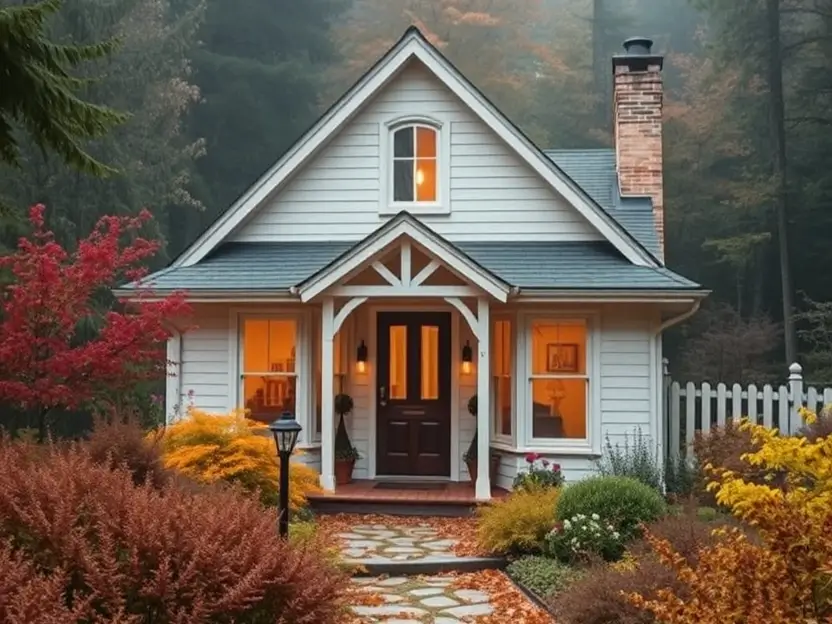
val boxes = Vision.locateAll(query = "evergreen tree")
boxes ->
[0,0,125,175]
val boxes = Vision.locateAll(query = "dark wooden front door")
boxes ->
[376,312,451,476]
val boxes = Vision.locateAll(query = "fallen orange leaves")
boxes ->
[453,570,555,624]
[317,513,485,556]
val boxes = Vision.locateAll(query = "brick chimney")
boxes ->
[613,37,665,259]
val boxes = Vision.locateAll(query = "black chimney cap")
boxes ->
[613,36,663,72]
[623,37,653,55]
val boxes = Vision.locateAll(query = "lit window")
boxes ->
[392,125,437,203]
[529,320,588,440]
[241,319,297,424]
[492,319,513,437]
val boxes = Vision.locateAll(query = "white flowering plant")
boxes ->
[545,513,626,563]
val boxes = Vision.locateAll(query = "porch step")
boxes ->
[309,497,480,517]
[307,479,507,518]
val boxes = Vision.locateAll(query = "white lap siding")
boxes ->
[230,62,601,244]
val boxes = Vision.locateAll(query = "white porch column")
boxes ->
[476,296,491,500]
[320,297,336,491]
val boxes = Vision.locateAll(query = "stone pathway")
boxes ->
[338,523,460,563]
[350,575,493,623]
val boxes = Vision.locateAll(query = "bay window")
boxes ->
[528,319,589,443]
[240,318,298,424]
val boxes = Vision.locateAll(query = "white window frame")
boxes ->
[311,310,348,443]
[491,314,515,446]
[379,115,451,216]
[518,312,602,454]
[232,310,313,444]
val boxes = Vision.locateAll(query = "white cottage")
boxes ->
[126,29,706,500]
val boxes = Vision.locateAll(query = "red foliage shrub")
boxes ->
[548,557,676,624]
[84,416,171,487]
[801,406,832,442]
[0,439,350,623]
[692,422,767,504]
[629,507,727,564]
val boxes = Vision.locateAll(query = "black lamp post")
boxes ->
[268,410,302,538]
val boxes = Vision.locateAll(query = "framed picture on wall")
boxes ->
[546,343,578,373]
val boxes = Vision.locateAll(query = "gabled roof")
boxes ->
[294,212,513,302]
[171,26,660,270]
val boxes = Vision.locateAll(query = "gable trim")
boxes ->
[172,27,657,269]
[294,213,512,303]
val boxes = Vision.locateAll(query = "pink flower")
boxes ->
[541,459,550,468]
[552,463,561,472]
[525,452,540,464]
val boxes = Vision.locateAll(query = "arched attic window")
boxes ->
[392,123,438,203]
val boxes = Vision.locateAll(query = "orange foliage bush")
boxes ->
[0,439,349,623]
[630,412,832,622]
[628,528,806,624]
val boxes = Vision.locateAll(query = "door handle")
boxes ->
[379,385,387,407]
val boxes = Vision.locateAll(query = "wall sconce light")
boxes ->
[356,340,368,373]
[461,340,473,374]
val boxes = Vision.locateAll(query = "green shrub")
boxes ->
[476,486,559,555]
[596,430,663,491]
[556,476,666,539]
[506,555,581,598]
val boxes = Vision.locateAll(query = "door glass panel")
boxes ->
[389,325,407,399]
[421,325,439,400]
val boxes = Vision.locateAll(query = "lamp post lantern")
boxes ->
[269,411,302,538]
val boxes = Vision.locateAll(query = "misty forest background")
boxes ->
[3,0,832,386]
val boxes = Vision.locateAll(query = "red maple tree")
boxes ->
[0,205,189,439]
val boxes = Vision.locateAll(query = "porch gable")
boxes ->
[294,212,512,303]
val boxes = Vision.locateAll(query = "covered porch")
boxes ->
[301,213,509,501]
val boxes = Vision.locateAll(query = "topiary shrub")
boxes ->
[556,476,666,539]
[506,555,582,599]
[0,439,349,623]
[476,486,560,555]
[159,408,321,510]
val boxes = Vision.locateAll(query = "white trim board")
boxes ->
[171,27,657,270]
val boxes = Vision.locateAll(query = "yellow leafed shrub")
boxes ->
[629,409,832,622]
[476,486,560,555]
[158,409,321,510]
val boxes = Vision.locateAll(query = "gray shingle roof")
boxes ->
[545,148,661,256]
[135,241,698,292]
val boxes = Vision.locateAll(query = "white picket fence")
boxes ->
[664,362,832,459]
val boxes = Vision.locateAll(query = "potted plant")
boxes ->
[334,393,360,485]
[462,394,500,485]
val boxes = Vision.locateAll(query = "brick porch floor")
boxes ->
[307,480,509,505]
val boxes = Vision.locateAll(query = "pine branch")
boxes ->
[0,0,128,176]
